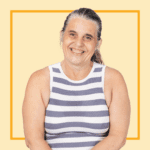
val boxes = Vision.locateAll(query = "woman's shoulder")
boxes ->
[105,65,122,78]
[27,66,50,92]
[29,62,60,84]
[104,65,124,85]
[30,66,50,81]
[105,65,127,90]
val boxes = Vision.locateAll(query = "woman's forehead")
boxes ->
[66,16,98,35]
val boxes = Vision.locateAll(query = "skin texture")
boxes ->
[22,16,131,150]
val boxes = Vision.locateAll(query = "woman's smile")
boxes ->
[70,48,85,54]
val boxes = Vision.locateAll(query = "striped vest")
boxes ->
[44,62,110,150]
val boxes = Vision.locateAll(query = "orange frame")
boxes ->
[10,10,140,140]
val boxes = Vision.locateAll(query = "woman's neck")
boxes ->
[61,60,93,81]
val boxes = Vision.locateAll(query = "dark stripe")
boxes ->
[52,67,61,73]
[45,110,109,117]
[49,98,107,106]
[52,87,103,96]
[45,122,109,130]
[48,140,100,148]
[45,132,107,140]
[53,77,102,86]
[94,67,102,72]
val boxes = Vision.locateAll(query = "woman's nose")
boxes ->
[75,37,84,47]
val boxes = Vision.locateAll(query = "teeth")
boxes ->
[70,48,84,54]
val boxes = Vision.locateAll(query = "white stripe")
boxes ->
[46,136,105,143]
[50,93,105,101]
[46,105,108,112]
[45,127,109,134]
[48,146,93,150]
[45,116,109,124]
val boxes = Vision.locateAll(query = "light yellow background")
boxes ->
[0,0,149,149]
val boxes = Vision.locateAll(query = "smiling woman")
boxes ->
[61,17,98,67]
[22,8,131,150]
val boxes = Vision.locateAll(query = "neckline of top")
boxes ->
[58,62,96,83]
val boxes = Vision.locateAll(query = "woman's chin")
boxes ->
[68,58,83,66]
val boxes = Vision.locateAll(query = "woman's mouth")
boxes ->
[70,48,85,54]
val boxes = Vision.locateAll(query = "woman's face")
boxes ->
[61,17,99,66]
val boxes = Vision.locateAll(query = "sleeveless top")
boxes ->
[44,62,110,150]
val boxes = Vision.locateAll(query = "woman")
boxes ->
[22,8,131,150]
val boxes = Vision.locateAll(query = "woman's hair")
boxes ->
[61,8,104,65]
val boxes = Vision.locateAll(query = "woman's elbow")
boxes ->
[24,137,37,148]
[121,137,127,147]
[24,137,46,149]
[25,138,30,148]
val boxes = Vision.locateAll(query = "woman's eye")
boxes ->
[85,36,92,40]
[70,33,75,37]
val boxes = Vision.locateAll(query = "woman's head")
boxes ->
[60,8,104,65]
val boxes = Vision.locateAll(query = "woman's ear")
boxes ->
[96,38,102,49]
[60,31,63,42]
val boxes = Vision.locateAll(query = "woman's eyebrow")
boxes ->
[68,30,76,33]
[85,34,94,38]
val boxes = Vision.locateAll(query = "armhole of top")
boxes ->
[102,65,106,93]
[48,65,53,96]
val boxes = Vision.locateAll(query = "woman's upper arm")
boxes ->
[22,70,46,147]
[108,68,131,141]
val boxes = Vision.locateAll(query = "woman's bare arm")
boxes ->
[91,68,131,150]
[22,70,52,150]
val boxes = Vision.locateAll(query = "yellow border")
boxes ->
[10,10,140,140]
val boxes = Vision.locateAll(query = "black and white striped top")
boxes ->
[44,62,110,150]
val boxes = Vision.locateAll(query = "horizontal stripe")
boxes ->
[45,127,109,135]
[49,98,107,106]
[45,132,107,139]
[52,87,103,96]
[46,146,93,150]
[94,67,102,72]
[53,70,103,79]
[46,105,108,112]
[52,81,103,91]
[52,68,61,73]
[53,77,102,86]
[45,116,109,124]
[50,93,105,101]
[46,136,104,143]
[45,110,109,117]
[45,122,109,130]
[48,140,100,148]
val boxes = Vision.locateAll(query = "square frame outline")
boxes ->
[10,10,140,140]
